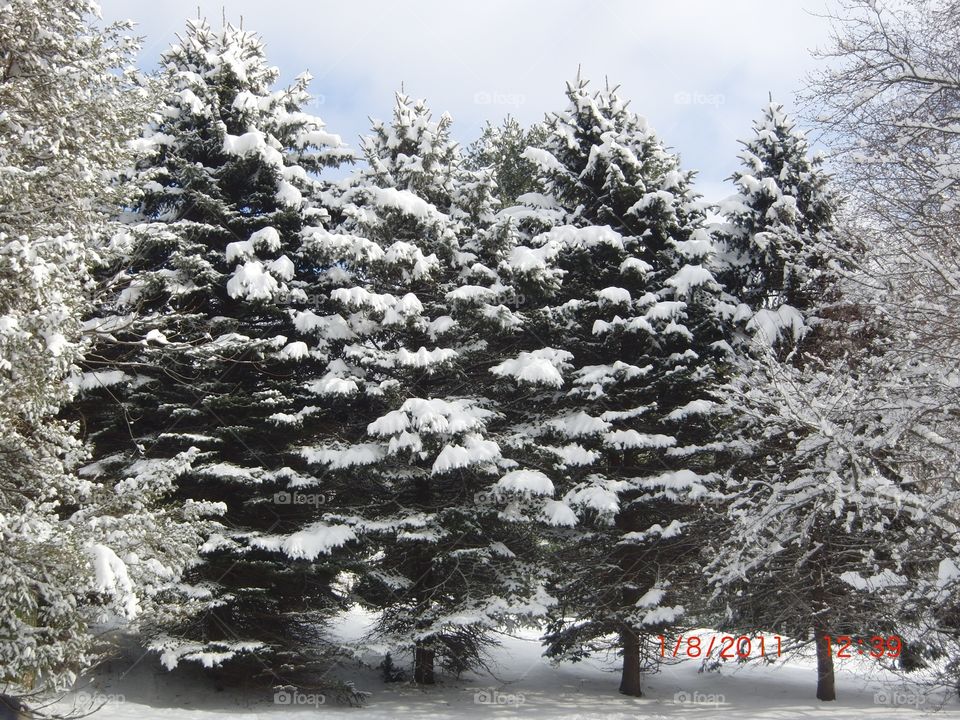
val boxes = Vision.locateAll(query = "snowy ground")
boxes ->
[39,609,960,719]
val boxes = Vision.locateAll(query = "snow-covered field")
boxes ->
[40,609,960,719]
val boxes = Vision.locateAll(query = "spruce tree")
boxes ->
[465,116,549,207]
[716,101,841,353]
[708,102,922,702]
[78,19,359,684]
[491,77,732,696]
[295,93,553,684]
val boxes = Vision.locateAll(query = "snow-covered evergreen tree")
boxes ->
[0,0,210,691]
[708,102,928,702]
[293,93,553,684]
[490,77,732,696]
[77,19,360,683]
[710,342,938,701]
[716,101,842,352]
[465,116,548,207]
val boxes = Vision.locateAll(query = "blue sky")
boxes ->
[102,0,836,202]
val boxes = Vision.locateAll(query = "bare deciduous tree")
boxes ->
[804,0,960,686]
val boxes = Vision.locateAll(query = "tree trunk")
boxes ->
[412,476,436,686]
[414,643,435,685]
[619,627,642,696]
[815,627,836,701]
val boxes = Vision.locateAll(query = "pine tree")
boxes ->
[708,102,923,702]
[77,19,359,685]
[0,0,207,691]
[490,76,732,696]
[294,93,553,684]
[465,116,548,207]
[716,101,841,353]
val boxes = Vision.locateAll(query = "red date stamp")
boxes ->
[823,635,901,659]
[658,634,782,659]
